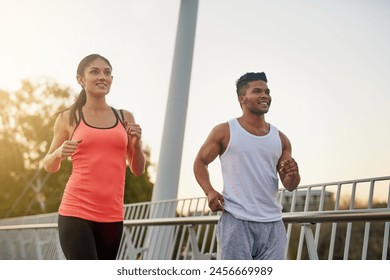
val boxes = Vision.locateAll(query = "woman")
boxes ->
[44,54,145,259]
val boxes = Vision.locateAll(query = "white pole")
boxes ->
[144,0,199,259]
[152,0,198,202]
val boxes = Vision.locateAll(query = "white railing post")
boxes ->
[302,223,319,260]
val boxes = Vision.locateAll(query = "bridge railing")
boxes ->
[1,176,389,260]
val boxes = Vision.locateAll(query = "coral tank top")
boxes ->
[59,108,128,222]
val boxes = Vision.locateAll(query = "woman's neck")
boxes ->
[83,97,109,112]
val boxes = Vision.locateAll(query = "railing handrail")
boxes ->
[289,175,390,189]
[0,223,58,231]
[282,208,390,223]
[1,208,389,231]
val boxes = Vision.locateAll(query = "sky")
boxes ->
[1,0,389,201]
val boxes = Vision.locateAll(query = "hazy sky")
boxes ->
[1,0,389,200]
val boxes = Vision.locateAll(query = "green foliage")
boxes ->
[124,147,154,204]
[0,80,73,218]
[0,79,154,219]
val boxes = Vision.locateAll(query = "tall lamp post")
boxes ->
[144,0,199,260]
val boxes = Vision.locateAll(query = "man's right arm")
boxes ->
[193,123,228,212]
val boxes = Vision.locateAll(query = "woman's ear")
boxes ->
[76,75,84,87]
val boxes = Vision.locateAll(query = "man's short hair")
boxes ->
[236,72,267,96]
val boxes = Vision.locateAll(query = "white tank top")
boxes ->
[220,118,283,222]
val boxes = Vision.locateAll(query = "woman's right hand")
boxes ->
[57,139,82,159]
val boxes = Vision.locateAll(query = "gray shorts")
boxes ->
[217,211,287,260]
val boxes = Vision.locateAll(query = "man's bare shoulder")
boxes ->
[210,122,229,137]
[278,130,290,143]
[207,122,230,154]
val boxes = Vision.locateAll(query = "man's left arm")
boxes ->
[277,131,301,191]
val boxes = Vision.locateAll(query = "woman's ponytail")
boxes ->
[69,89,87,126]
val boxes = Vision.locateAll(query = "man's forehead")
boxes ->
[248,80,269,88]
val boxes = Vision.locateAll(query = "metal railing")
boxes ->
[1,176,389,260]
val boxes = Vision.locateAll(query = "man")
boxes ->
[193,72,300,260]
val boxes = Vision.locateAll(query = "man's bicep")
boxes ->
[196,126,226,164]
[277,131,292,167]
[196,138,220,166]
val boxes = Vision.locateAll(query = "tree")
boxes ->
[0,79,154,219]
[124,147,154,204]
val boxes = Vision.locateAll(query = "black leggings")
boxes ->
[58,215,123,260]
